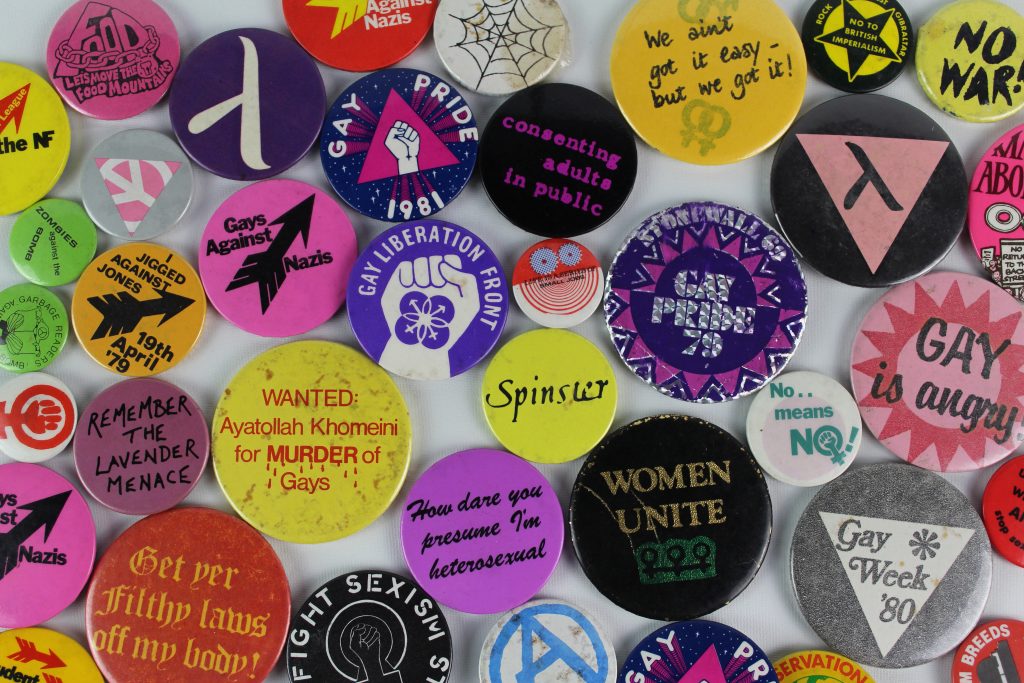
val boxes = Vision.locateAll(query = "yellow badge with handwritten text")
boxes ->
[610,0,807,165]
[212,341,412,543]
[482,329,617,464]
[0,628,103,683]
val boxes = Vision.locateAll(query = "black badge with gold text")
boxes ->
[569,415,771,621]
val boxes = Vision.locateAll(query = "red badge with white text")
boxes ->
[0,373,76,463]
[982,454,1024,568]
[951,620,1024,683]
[512,239,603,329]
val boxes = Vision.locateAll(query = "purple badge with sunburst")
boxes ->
[605,202,807,403]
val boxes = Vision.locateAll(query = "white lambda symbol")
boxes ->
[96,158,182,235]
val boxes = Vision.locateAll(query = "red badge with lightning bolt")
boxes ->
[0,628,103,683]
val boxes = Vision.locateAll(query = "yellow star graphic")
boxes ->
[306,0,368,39]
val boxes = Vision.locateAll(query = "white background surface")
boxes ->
[1,0,1023,681]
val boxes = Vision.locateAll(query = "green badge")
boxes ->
[0,283,69,373]
[9,199,98,286]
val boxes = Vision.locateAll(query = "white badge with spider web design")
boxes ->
[433,0,569,96]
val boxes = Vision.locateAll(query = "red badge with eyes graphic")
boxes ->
[513,238,603,329]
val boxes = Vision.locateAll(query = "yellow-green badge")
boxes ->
[482,329,617,464]
[9,198,97,286]
[212,341,412,543]
[917,0,1024,122]
[0,283,68,373]
[610,0,808,165]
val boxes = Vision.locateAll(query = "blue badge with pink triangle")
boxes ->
[320,68,479,223]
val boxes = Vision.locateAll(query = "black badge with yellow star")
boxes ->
[802,0,913,92]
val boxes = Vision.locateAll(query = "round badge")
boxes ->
[168,28,325,181]
[916,0,1024,123]
[771,94,967,288]
[199,179,357,337]
[480,600,616,683]
[0,628,104,683]
[46,0,180,119]
[80,129,193,241]
[745,371,862,487]
[9,199,97,286]
[433,0,568,96]
[86,507,290,683]
[0,283,68,374]
[802,0,913,93]
[348,219,508,380]
[512,238,603,329]
[282,0,436,71]
[286,570,453,683]
[969,123,1024,302]
[482,329,617,464]
[0,462,96,628]
[791,463,992,668]
[479,83,637,237]
[570,415,772,621]
[605,202,807,403]
[399,448,564,614]
[851,272,1024,472]
[73,378,209,515]
[982,454,1024,567]
[609,0,807,165]
[0,63,70,217]
[72,243,206,377]
[774,650,876,683]
[212,341,412,543]
[951,620,1024,683]
[320,68,478,222]
[0,373,76,463]
[619,620,779,683]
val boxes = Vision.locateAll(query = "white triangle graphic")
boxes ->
[819,512,974,657]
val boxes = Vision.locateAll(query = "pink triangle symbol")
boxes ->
[95,158,182,236]
[797,134,949,273]
[679,644,727,683]
[357,89,459,184]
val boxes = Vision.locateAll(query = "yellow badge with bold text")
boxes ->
[774,649,876,683]
[482,329,617,464]
[610,0,807,165]
[0,627,104,683]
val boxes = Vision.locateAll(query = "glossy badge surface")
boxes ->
[212,341,412,543]
[0,63,70,216]
[482,329,616,464]
[570,415,771,621]
[400,448,563,614]
[480,599,616,683]
[0,627,103,683]
[168,28,325,180]
[851,272,1024,472]
[321,68,478,222]
[9,198,97,286]
[434,0,568,96]
[74,378,209,515]
[286,570,452,683]
[609,0,807,165]
[916,0,1024,123]
[80,129,193,241]
[771,94,967,287]
[982,454,1024,567]
[46,0,180,119]
[348,219,508,380]
[86,507,290,683]
[791,463,992,668]
[970,124,1024,301]
[774,650,875,683]
[951,620,1024,683]
[72,243,205,377]
[0,283,68,374]
[619,620,779,683]
[606,202,807,403]
[479,83,637,237]
[513,238,603,328]
[199,179,358,337]
[0,462,95,628]
[0,373,76,463]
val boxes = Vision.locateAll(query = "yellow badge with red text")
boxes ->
[774,650,876,683]
[0,627,103,683]
[610,0,807,165]
[211,341,412,543]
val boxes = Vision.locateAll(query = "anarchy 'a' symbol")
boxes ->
[680,100,731,156]
[678,0,739,23]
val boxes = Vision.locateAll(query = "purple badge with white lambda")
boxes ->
[605,202,807,403]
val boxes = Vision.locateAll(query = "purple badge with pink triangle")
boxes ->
[605,201,807,403]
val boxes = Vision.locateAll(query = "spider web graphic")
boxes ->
[450,0,564,90]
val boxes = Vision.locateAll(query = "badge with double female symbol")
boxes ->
[606,202,807,403]
[200,179,357,337]
[0,284,69,374]
[513,239,603,328]
[0,373,76,463]
[9,199,97,286]
[0,628,103,683]
[169,28,325,180]
[287,570,452,683]
[619,620,779,683]
[791,463,992,668]
[46,0,180,119]
[321,68,479,222]
[952,620,1024,683]
[349,220,508,380]
[80,130,193,241]
[774,650,875,683]
[481,600,616,683]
